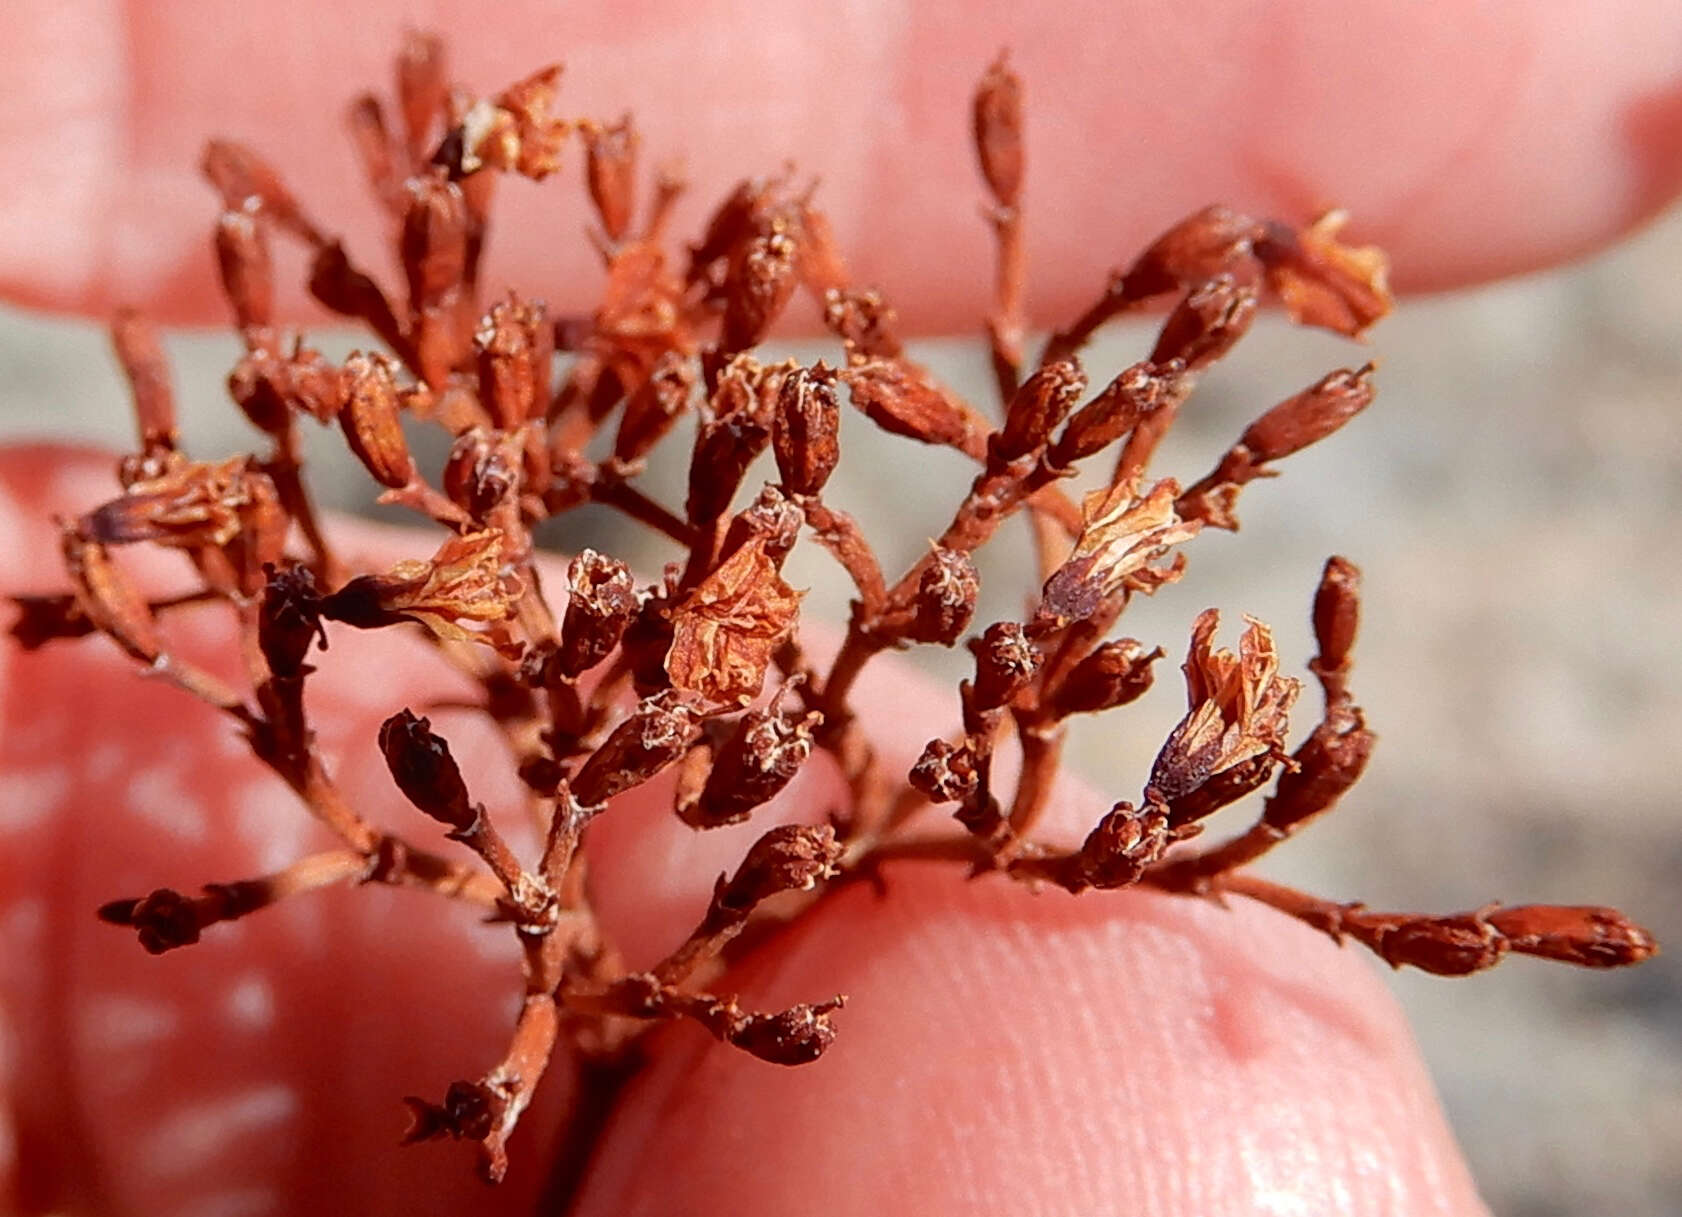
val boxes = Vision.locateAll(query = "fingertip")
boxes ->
[577,870,1488,1216]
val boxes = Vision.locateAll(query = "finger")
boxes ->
[575,870,1489,1217]
[6,1,1682,330]
[0,447,584,1214]
[0,444,873,1208]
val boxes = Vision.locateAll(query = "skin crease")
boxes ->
[1,3,1679,1214]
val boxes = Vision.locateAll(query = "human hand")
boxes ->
[4,5,1679,1215]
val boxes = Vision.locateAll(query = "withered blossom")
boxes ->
[16,37,1651,1197]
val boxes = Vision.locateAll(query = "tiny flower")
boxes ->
[322,528,524,656]
[1036,479,1199,629]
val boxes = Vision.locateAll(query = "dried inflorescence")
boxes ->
[10,35,1656,1187]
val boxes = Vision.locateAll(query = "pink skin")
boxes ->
[4,4,1680,1213]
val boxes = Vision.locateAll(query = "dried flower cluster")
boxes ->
[10,36,1656,1187]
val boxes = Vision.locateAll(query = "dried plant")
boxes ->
[10,35,1656,1189]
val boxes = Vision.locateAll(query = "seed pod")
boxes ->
[1119,204,1261,301]
[720,484,803,570]
[339,352,415,489]
[842,359,976,451]
[1240,365,1375,464]
[994,358,1085,462]
[726,999,843,1066]
[1310,555,1362,680]
[1150,273,1258,370]
[687,708,820,828]
[614,352,696,464]
[908,739,979,803]
[968,622,1039,711]
[1051,360,1189,468]
[378,709,478,833]
[401,174,469,310]
[712,824,841,910]
[570,693,700,807]
[475,294,551,429]
[1049,639,1161,717]
[442,428,518,519]
[1486,905,1659,969]
[555,550,637,678]
[907,548,979,646]
[772,363,841,496]
[722,219,800,352]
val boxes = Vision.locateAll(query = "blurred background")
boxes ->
[2,199,1679,1214]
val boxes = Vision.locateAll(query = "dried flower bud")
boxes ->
[229,343,348,430]
[842,359,977,451]
[475,294,551,429]
[1063,802,1172,891]
[721,484,803,569]
[772,363,841,496]
[713,825,842,911]
[97,888,202,955]
[258,564,325,679]
[1240,364,1376,464]
[402,173,469,308]
[1255,211,1392,338]
[795,200,849,300]
[1050,360,1189,468]
[442,428,519,519]
[687,706,820,827]
[396,31,448,164]
[909,738,979,803]
[722,219,800,352]
[1150,273,1258,370]
[968,622,1039,710]
[666,540,801,706]
[1120,204,1261,300]
[340,351,416,489]
[907,548,979,646]
[1261,708,1373,833]
[1365,913,1507,976]
[1486,905,1659,969]
[687,357,776,524]
[822,288,902,360]
[994,359,1085,462]
[614,352,695,464]
[1050,639,1162,717]
[201,139,319,242]
[972,52,1023,208]
[213,208,274,332]
[583,115,639,242]
[555,549,637,678]
[571,692,701,806]
[379,709,479,833]
[726,998,843,1066]
[1310,555,1362,681]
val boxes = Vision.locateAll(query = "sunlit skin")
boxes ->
[3,4,1680,1214]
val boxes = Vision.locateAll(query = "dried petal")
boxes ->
[1148,611,1300,814]
[322,529,524,656]
[1256,211,1392,338]
[1037,479,1199,628]
[665,540,801,706]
